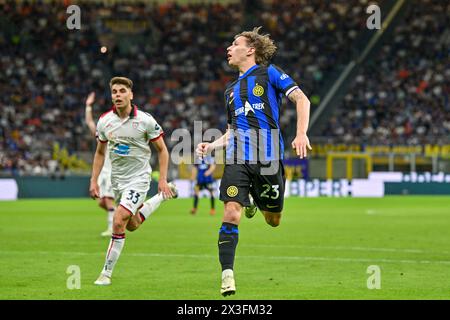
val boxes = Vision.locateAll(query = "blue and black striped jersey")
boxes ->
[196,156,214,184]
[224,64,299,162]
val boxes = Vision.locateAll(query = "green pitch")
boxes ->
[1,196,449,300]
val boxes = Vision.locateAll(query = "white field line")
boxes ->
[242,244,429,254]
[2,250,450,265]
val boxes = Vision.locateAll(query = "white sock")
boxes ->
[101,233,125,277]
[222,269,234,279]
[139,193,165,220]
[107,208,114,230]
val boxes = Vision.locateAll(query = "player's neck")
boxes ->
[116,104,132,119]
[238,61,257,76]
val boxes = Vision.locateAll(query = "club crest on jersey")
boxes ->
[132,121,139,129]
[226,186,238,197]
[252,84,264,97]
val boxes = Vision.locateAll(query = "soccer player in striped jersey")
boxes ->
[85,92,115,237]
[196,27,312,296]
[89,77,178,286]
[190,155,216,215]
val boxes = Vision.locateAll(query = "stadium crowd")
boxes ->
[321,0,450,145]
[2,0,444,176]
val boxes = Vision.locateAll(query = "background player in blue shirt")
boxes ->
[197,27,312,296]
[190,156,216,215]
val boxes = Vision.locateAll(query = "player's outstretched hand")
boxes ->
[291,134,312,159]
[86,91,95,107]
[89,181,100,199]
[158,180,174,199]
[196,142,210,158]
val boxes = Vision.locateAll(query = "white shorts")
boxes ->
[98,171,114,199]
[114,184,149,216]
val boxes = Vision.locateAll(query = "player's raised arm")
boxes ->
[288,88,312,159]
[90,141,107,199]
[151,136,174,199]
[85,92,97,136]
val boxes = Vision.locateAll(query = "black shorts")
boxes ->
[219,161,285,213]
[196,182,214,191]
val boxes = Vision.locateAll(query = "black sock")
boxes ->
[218,222,239,271]
[210,195,215,210]
[193,195,198,209]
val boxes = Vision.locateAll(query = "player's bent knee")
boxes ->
[126,215,142,232]
[126,223,138,232]
[267,219,280,227]
[263,212,282,227]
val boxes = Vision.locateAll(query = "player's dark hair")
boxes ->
[109,77,133,89]
[235,26,277,66]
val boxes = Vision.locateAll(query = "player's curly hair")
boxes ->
[235,26,277,66]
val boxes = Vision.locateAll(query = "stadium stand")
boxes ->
[1,0,447,177]
[319,0,450,145]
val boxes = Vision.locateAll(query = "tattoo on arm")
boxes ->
[287,88,303,103]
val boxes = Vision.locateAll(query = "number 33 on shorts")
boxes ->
[120,189,146,214]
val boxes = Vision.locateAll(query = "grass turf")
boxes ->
[0,196,449,300]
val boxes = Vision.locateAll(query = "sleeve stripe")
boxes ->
[149,132,165,142]
[97,138,108,143]
[285,85,299,97]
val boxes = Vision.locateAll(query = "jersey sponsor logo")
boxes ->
[252,102,265,110]
[113,143,130,155]
[244,101,255,115]
[234,101,258,116]
[252,84,264,97]
[226,186,238,197]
